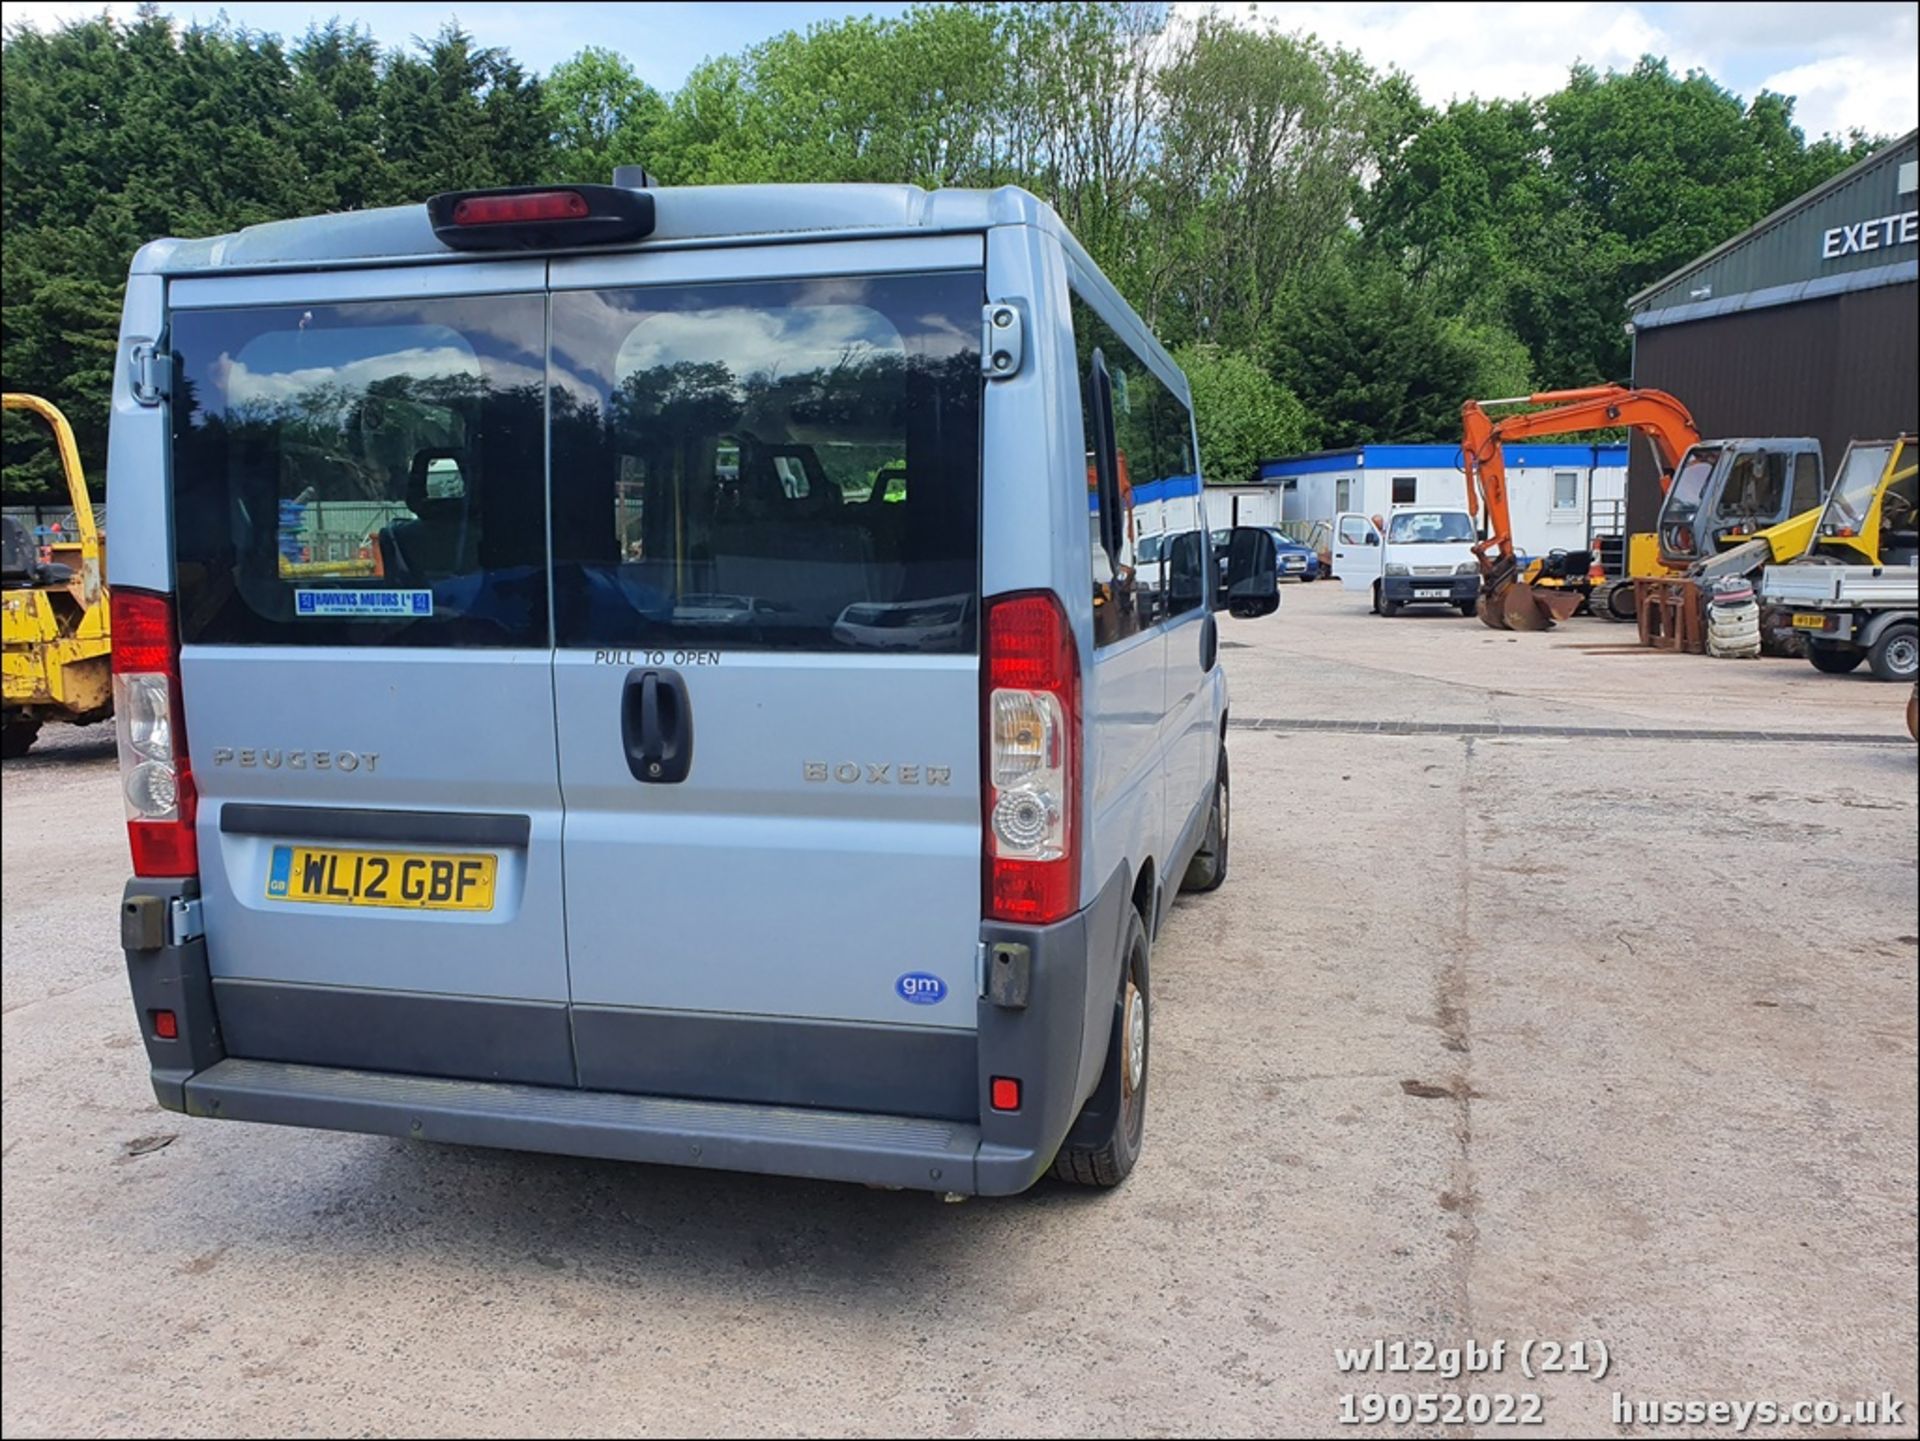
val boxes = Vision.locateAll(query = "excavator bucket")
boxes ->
[1477,573,1573,631]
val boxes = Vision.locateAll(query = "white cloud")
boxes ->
[1195,0,1915,139]
[1760,54,1919,141]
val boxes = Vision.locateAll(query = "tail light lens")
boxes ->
[984,592,1079,924]
[112,588,198,877]
[451,189,589,226]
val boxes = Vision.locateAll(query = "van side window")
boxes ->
[170,296,549,646]
[1070,288,1203,644]
[549,271,982,653]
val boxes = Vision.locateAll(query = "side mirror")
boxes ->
[1225,527,1279,618]
[1365,531,1379,546]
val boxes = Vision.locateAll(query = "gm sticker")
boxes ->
[896,972,948,1005]
[295,588,432,618]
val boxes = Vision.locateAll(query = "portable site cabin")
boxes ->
[1257,443,1629,559]
[1201,481,1287,533]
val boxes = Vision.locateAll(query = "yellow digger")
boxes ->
[2,394,111,757]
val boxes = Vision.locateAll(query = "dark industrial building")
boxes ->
[1625,129,1918,533]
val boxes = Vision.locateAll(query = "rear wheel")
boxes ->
[1868,622,1919,683]
[1051,910,1149,1189]
[1,716,41,759]
[1807,643,1865,675]
[1182,749,1230,893]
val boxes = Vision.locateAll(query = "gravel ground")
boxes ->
[4,585,1915,1437]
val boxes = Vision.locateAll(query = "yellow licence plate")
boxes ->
[267,845,496,911]
[1790,613,1830,630]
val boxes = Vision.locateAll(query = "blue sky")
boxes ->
[6,1,1916,140]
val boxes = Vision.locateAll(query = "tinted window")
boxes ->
[171,296,549,646]
[1391,475,1416,505]
[1071,289,1201,646]
[1712,451,1786,523]
[1790,452,1822,514]
[548,272,981,652]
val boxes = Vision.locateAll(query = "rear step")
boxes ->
[185,1059,982,1193]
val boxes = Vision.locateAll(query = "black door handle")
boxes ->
[622,669,693,783]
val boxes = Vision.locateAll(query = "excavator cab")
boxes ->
[1654,439,1823,568]
[1806,435,1918,567]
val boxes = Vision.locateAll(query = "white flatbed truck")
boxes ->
[1762,562,1919,681]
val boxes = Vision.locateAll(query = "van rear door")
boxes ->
[546,242,987,1120]
[167,265,574,1085]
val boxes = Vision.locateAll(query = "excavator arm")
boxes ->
[1460,386,1701,631]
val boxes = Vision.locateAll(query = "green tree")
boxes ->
[1175,344,1313,483]
[1149,16,1390,348]
[545,46,668,182]
[1363,57,1878,385]
[1267,250,1529,447]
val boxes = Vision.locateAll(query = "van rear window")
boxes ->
[548,270,982,653]
[170,295,548,647]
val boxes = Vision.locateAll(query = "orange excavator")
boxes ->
[1461,385,1701,631]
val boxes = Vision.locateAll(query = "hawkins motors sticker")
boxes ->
[295,588,433,618]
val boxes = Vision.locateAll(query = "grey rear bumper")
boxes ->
[186,1058,987,1193]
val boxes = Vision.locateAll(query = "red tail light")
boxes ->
[984,592,1080,924]
[111,588,198,878]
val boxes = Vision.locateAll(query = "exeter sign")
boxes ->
[1821,209,1918,259]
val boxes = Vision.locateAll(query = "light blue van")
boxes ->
[107,177,1281,1195]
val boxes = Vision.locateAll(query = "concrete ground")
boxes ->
[3,581,1915,1438]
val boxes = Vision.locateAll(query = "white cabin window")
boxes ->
[1553,471,1580,511]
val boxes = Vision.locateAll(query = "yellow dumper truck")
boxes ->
[2,393,111,757]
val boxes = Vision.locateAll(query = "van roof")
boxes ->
[131,183,1059,277]
[131,180,1190,405]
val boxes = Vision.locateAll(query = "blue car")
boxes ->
[1212,527,1320,601]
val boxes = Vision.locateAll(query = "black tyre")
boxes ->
[1300,571,1316,583]
[1868,622,1919,683]
[1807,643,1865,675]
[1181,749,1230,893]
[1456,600,1477,617]
[1370,583,1383,615]
[1,717,41,759]
[1381,598,1403,618]
[1051,909,1149,1188]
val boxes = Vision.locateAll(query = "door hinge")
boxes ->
[167,896,204,946]
[982,301,1024,380]
[130,342,166,407]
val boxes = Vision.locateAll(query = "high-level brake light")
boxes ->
[451,190,590,226]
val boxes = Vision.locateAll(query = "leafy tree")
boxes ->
[1149,16,1388,348]
[1175,344,1312,483]
[1267,250,1528,447]
[1364,58,1876,385]
[545,46,667,182]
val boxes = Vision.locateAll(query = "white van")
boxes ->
[107,179,1282,1196]
[1331,508,1481,616]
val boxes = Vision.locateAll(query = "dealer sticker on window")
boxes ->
[295,588,433,618]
